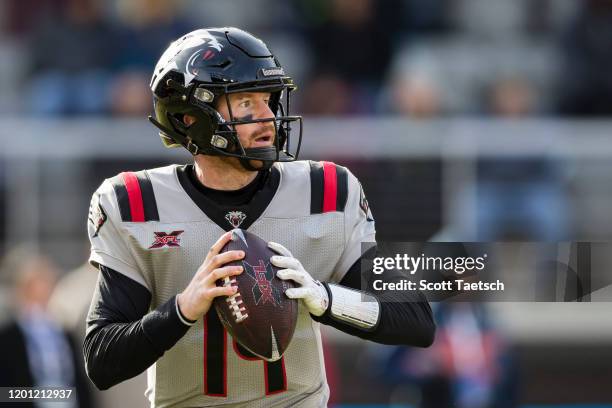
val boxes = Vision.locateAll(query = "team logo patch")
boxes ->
[243,260,284,307]
[88,194,107,238]
[225,211,246,228]
[149,231,184,249]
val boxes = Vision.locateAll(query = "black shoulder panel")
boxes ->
[109,171,159,222]
[309,161,348,214]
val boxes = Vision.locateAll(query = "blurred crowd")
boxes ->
[0,247,95,407]
[0,0,611,118]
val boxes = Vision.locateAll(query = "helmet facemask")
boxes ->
[187,80,303,171]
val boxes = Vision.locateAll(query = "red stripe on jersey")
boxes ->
[322,161,337,213]
[122,172,145,222]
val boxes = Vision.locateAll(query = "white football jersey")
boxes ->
[87,160,375,408]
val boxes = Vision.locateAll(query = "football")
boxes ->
[213,229,298,362]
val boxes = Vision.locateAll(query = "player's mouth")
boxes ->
[251,133,274,147]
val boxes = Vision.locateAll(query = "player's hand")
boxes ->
[177,231,244,321]
[268,242,329,317]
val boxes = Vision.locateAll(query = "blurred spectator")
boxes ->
[372,303,518,408]
[557,0,612,116]
[385,47,573,241]
[487,76,535,117]
[48,260,149,408]
[468,75,571,241]
[301,74,357,115]
[382,45,447,117]
[111,0,192,70]
[108,70,152,117]
[299,0,404,114]
[48,261,98,340]
[381,38,559,117]
[391,74,443,118]
[25,0,116,115]
[0,247,93,407]
[107,0,194,116]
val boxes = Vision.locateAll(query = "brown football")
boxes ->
[213,229,298,362]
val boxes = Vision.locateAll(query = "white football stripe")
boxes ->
[233,228,248,247]
[270,326,280,361]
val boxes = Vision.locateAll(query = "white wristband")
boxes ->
[327,283,380,330]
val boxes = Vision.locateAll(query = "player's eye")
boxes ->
[238,100,251,109]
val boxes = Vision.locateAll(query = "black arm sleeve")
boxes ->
[312,258,436,347]
[83,265,193,390]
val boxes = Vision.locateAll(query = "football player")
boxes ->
[84,27,435,407]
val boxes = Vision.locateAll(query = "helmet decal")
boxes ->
[182,33,225,85]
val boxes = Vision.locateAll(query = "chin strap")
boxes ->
[239,146,276,170]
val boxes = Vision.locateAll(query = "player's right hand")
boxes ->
[177,231,244,321]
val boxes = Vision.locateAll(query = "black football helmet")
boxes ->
[149,27,302,170]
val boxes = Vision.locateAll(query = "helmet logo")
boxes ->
[185,33,225,77]
[201,34,223,52]
[181,31,223,52]
[225,211,246,228]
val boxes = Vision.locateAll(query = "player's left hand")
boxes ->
[268,242,329,316]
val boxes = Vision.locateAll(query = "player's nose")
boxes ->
[254,100,275,120]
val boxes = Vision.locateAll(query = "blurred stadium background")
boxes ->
[1,0,612,407]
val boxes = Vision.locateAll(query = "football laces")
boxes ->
[222,276,248,323]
